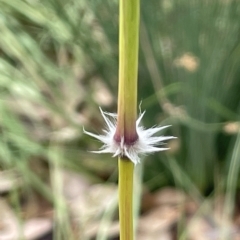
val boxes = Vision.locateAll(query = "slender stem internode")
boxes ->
[118,159,134,240]
[114,0,140,144]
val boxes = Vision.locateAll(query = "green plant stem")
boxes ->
[118,158,134,240]
[115,0,140,142]
[117,0,140,239]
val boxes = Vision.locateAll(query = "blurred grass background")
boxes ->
[0,0,240,239]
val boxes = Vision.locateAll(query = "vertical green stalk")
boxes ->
[115,0,140,143]
[116,0,140,240]
[118,158,134,240]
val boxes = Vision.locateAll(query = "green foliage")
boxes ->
[139,0,240,192]
[0,0,240,228]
